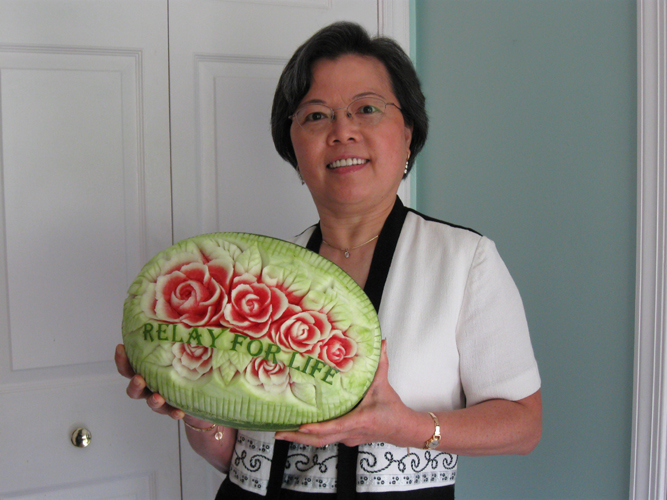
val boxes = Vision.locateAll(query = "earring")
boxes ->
[404,160,409,176]
[296,166,305,185]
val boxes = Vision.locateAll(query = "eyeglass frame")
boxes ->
[289,96,402,132]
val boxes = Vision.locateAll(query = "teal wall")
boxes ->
[414,1,636,498]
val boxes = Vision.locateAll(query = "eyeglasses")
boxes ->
[290,96,401,134]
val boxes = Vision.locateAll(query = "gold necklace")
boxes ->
[321,234,379,258]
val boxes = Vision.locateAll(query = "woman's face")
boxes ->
[290,54,413,216]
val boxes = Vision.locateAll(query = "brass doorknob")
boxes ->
[71,427,92,448]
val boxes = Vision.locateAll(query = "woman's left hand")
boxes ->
[274,339,543,456]
[275,340,422,449]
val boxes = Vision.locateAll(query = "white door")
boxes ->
[0,1,408,498]
[0,1,178,498]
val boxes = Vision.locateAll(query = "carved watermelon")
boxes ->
[122,233,381,431]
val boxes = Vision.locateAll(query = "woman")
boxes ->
[116,21,541,498]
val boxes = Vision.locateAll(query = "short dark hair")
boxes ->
[271,21,428,176]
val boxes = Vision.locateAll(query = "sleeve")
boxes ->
[456,236,541,407]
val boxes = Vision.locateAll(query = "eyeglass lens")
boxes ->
[292,97,392,132]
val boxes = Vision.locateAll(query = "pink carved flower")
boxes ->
[222,274,288,338]
[319,330,358,372]
[153,260,232,326]
[244,358,290,393]
[171,343,214,380]
[270,304,334,355]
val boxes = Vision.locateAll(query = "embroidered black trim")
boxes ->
[234,449,273,473]
[287,451,339,474]
[232,435,273,473]
[229,467,266,492]
[238,434,272,453]
[358,449,458,474]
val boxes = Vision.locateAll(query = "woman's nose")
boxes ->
[327,111,360,143]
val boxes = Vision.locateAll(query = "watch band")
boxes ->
[424,412,441,449]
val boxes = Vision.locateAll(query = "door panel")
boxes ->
[2,51,142,371]
[0,1,178,498]
[195,55,314,237]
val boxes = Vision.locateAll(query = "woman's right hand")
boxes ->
[114,344,185,420]
[115,343,237,473]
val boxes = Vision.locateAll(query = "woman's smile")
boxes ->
[326,157,369,170]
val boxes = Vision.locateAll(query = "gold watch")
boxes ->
[424,412,441,449]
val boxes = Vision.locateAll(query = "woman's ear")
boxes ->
[404,125,413,155]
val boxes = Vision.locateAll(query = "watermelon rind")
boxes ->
[122,232,382,431]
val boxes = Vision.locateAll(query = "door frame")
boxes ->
[381,0,413,207]
[631,0,667,498]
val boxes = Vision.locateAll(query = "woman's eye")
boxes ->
[357,104,380,115]
[304,111,328,122]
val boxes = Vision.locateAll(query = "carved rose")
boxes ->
[153,260,232,326]
[270,304,334,355]
[171,343,214,380]
[319,330,358,372]
[222,274,288,338]
[244,357,290,393]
